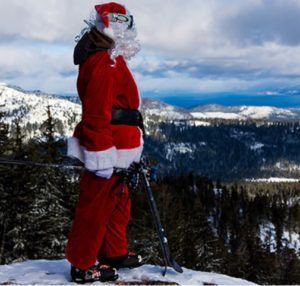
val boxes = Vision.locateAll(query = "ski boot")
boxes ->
[70,263,118,284]
[99,252,143,269]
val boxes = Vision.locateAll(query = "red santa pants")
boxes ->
[65,171,131,270]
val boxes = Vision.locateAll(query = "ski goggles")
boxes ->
[108,13,134,29]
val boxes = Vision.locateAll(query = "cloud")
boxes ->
[0,40,76,93]
[219,0,300,46]
[0,0,299,95]
[0,0,87,43]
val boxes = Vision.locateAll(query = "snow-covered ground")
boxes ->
[249,142,264,151]
[191,105,300,121]
[260,222,300,254]
[0,260,257,285]
[0,84,81,138]
[246,177,300,183]
[165,142,196,161]
[191,120,211,127]
[142,99,191,120]
[191,111,241,120]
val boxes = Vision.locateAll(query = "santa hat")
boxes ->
[95,2,127,28]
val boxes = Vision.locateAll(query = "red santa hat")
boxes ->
[95,2,127,28]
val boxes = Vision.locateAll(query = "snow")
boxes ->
[246,177,300,183]
[249,142,264,151]
[191,105,299,120]
[213,188,223,195]
[260,222,300,254]
[0,260,257,285]
[239,106,296,119]
[142,99,191,121]
[2,84,300,141]
[274,161,300,172]
[192,120,211,127]
[165,143,195,161]
[0,85,81,138]
[145,108,189,120]
[191,112,241,120]
[240,106,274,119]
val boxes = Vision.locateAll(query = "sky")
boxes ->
[1,0,300,107]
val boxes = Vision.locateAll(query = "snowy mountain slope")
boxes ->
[142,98,192,120]
[2,84,300,140]
[191,104,300,121]
[0,84,81,138]
[0,260,257,285]
[0,85,192,140]
[259,223,300,255]
[246,177,300,183]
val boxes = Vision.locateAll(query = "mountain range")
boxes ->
[1,83,300,138]
[191,104,300,121]
[1,84,300,180]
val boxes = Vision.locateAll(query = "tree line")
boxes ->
[145,119,300,180]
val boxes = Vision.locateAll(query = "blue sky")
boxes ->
[1,0,300,107]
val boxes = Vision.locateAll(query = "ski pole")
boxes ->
[115,161,183,275]
[138,162,183,275]
[0,158,83,170]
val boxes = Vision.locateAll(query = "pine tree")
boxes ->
[0,117,34,263]
[0,104,10,263]
[0,102,9,156]
[127,180,161,265]
[25,106,70,258]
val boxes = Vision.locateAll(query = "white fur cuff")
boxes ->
[67,136,117,170]
[67,134,143,170]
[67,137,84,163]
[115,145,143,169]
[84,147,117,171]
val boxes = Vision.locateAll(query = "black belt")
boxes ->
[111,108,145,134]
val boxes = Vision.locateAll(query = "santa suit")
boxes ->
[66,49,143,270]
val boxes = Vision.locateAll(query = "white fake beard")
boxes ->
[108,22,141,61]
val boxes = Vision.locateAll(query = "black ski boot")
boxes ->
[99,252,143,269]
[70,264,118,284]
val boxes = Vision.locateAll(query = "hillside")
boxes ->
[2,84,300,138]
[0,84,81,138]
[0,260,256,285]
[191,104,300,121]
[2,84,300,180]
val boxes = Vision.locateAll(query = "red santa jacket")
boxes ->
[67,51,143,170]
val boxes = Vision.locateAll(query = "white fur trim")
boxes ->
[67,128,143,170]
[84,147,117,171]
[67,137,84,163]
[103,27,115,39]
[67,136,117,170]
[115,145,143,168]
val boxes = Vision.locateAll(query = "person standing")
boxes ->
[66,2,144,283]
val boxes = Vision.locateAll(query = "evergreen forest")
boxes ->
[145,118,300,180]
[0,108,300,285]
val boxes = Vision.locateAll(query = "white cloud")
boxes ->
[0,41,76,93]
[0,0,300,94]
